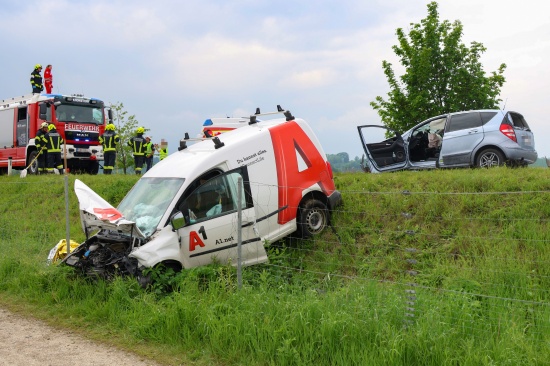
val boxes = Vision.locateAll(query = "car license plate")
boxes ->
[76,148,88,153]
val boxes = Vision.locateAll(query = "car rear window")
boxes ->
[506,112,530,129]
[446,112,482,132]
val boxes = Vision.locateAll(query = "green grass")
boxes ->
[0,169,549,365]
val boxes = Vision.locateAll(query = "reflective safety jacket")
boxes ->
[159,147,168,160]
[144,142,155,157]
[45,129,64,152]
[128,134,146,156]
[30,69,43,92]
[99,131,120,152]
[34,129,48,151]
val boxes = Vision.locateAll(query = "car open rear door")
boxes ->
[357,125,408,172]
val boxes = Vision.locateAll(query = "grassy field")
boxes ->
[0,168,549,365]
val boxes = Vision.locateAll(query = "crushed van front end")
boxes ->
[63,231,143,280]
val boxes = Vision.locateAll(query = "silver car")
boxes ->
[357,110,537,173]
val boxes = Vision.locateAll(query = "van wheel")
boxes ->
[297,199,328,238]
[477,148,504,168]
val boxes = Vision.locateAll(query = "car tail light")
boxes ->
[500,123,517,142]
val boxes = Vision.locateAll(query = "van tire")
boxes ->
[297,199,328,238]
[476,148,504,168]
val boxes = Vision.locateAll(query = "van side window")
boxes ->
[179,168,252,224]
[446,112,482,132]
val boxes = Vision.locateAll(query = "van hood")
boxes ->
[74,179,146,239]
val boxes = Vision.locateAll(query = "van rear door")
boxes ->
[176,168,267,268]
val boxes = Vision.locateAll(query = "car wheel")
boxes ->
[476,148,504,168]
[297,199,328,238]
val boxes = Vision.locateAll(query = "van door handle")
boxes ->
[468,129,478,134]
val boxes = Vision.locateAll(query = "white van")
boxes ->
[64,108,342,282]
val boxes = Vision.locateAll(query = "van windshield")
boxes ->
[117,177,185,236]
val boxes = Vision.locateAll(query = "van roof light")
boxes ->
[249,115,257,125]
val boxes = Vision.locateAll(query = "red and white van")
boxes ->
[64,107,342,282]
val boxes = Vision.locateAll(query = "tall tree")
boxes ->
[371,1,506,133]
[109,102,140,174]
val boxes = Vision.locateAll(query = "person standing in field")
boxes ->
[99,123,120,175]
[143,136,155,172]
[45,124,64,173]
[128,127,147,175]
[30,64,43,94]
[157,144,168,161]
[44,65,53,94]
[35,122,49,174]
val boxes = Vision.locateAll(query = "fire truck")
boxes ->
[0,93,111,175]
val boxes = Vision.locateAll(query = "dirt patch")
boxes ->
[0,307,161,366]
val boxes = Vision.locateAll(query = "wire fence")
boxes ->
[0,176,549,340]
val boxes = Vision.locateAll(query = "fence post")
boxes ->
[237,177,243,289]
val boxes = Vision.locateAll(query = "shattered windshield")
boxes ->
[56,104,104,124]
[117,178,185,236]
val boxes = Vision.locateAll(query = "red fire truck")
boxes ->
[0,93,111,175]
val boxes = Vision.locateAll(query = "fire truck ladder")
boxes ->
[0,94,39,111]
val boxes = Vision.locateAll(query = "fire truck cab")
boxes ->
[0,93,110,175]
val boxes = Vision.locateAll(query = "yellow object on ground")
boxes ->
[47,239,81,264]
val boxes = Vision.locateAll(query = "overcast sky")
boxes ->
[1,0,549,160]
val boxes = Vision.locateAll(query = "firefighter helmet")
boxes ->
[48,124,56,131]
[35,64,42,69]
[136,127,145,134]
[40,122,48,128]
[105,123,115,131]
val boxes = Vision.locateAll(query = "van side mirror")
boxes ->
[170,211,186,231]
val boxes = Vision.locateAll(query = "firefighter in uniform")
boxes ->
[45,124,64,173]
[99,123,120,174]
[30,64,44,94]
[34,122,49,174]
[128,127,147,175]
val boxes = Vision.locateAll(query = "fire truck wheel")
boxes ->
[87,161,100,175]
[27,151,39,175]
[297,198,328,238]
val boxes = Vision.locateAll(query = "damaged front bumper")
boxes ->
[63,230,143,280]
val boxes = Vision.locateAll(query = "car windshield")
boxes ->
[55,104,104,124]
[117,177,185,236]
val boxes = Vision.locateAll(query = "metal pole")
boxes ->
[237,177,243,289]
[63,143,70,256]
[7,157,12,176]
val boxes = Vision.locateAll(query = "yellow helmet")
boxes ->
[105,123,115,131]
[48,124,56,131]
[35,64,42,69]
[136,127,145,134]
